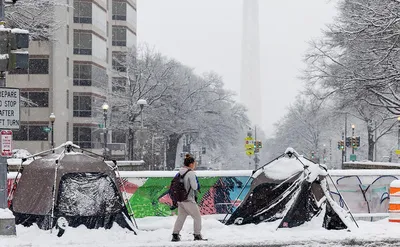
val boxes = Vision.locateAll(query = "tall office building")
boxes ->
[7,0,137,155]
[240,0,262,127]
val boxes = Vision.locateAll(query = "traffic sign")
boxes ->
[0,87,20,129]
[246,150,254,156]
[0,130,12,157]
[395,150,400,155]
[350,154,357,161]
[43,127,52,133]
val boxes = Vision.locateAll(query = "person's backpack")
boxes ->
[169,170,191,208]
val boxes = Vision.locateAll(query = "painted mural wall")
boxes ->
[7,170,400,218]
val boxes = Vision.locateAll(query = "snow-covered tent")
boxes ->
[11,142,135,233]
[225,148,356,230]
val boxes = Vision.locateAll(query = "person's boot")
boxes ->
[194,234,207,241]
[171,233,181,242]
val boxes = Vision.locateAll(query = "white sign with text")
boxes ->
[0,87,20,129]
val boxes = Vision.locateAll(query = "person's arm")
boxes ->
[188,172,198,191]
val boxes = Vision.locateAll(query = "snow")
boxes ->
[10,51,29,54]
[120,170,253,178]
[0,54,9,60]
[344,161,400,167]
[0,209,14,219]
[11,28,29,34]
[262,156,313,180]
[1,215,400,246]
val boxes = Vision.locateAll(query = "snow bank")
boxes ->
[0,215,400,246]
[0,208,14,219]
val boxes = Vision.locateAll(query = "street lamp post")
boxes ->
[102,102,109,159]
[351,124,355,155]
[49,113,56,151]
[397,116,400,152]
[137,99,147,129]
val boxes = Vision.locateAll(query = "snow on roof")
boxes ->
[11,28,29,34]
[0,54,9,60]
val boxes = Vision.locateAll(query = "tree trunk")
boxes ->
[166,133,181,170]
[367,125,374,161]
[128,127,135,160]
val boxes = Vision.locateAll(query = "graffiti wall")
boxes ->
[7,170,400,218]
[121,176,250,218]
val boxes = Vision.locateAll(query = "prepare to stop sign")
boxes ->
[0,88,20,129]
[1,130,13,157]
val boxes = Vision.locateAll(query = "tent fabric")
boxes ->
[225,154,351,230]
[11,150,133,231]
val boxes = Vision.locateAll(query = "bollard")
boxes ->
[389,180,400,223]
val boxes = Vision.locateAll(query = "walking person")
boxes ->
[171,154,206,242]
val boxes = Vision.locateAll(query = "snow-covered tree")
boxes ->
[109,47,179,160]
[5,0,64,40]
[304,0,400,115]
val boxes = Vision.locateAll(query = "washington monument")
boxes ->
[240,0,262,127]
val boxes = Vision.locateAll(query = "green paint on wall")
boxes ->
[128,177,219,218]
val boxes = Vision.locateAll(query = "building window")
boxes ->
[13,124,49,141]
[112,27,126,46]
[106,21,109,37]
[29,59,49,74]
[73,0,92,23]
[73,95,92,117]
[112,1,126,20]
[73,31,92,55]
[21,91,49,107]
[66,57,69,76]
[66,122,69,141]
[66,25,69,44]
[112,52,126,72]
[73,63,91,86]
[73,126,92,148]
[73,63,107,88]
[66,89,69,109]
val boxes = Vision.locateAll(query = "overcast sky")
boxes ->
[137,0,338,137]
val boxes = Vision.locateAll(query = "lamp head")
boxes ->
[137,99,147,106]
[351,124,355,129]
[49,113,56,123]
[102,102,109,111]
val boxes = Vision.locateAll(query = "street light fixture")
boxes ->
[102,102,109,159]
[137,99,147,129]
[49,113,55,151]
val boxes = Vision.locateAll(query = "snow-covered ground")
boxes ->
[0,215,400,247]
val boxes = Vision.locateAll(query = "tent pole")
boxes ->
[222,153,285,224]
[112,160,138,232]
[49,150,66,233]
[327,173,359,228]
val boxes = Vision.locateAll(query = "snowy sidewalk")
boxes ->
[0,215,400,247]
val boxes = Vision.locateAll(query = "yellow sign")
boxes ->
[395,150,400,155]
[246,150,254,156]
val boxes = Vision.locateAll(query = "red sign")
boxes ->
[1,130,12,157]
